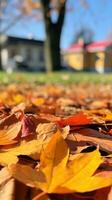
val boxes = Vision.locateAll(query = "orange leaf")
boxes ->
[0,122,21,145]
[57,112,92,127]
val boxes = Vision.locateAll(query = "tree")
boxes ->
[73,28,94,44]
[41,0,66,71]
[21,0,66,72]
[0,0,24,70]
[0,0,66,72]
[107,31,112,41]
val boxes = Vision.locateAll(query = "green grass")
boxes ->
[0,71,112,85]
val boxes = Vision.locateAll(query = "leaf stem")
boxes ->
[32,191,46,200]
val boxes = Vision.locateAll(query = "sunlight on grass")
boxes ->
[0,71,112,84]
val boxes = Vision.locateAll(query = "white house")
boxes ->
[0,35,44,72]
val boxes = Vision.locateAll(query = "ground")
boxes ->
[0,72,112,200]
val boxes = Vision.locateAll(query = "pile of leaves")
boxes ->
[0,83,112,200]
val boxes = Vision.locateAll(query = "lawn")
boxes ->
[0,71,112,84]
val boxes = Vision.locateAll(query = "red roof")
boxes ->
[64,40,112,53]
[87,41,112,51]
[65,43,83,53]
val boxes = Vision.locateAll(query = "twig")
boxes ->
[32,191,46,200]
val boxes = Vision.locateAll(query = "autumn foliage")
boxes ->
[0,83,112,200]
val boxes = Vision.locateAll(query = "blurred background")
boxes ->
[0,0,112,74]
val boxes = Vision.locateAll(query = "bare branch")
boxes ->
[57,0,66,31]
[0,14,23,34]
[41,0,52,26]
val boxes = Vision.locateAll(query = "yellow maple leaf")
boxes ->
[0,139,46,166]
[8,130,112,197]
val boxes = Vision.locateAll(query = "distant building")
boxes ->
[0,35,44,72]
[62,40,112,73]
[87,41,112,73]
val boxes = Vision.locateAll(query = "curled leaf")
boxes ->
[0,122,21,145]
[21,115,36,138]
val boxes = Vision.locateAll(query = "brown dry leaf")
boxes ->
[71,128,112,153]
[38,114,61,123]
[36,123,57,140]
[11,102,39,114]
[108,187,112,200]
[9,131,112,198]
[36,122,69,140]
[0,178,15,200]
[56,98,75,107]
[0,167,12,186]
[89,100,107,109]
[0,167,15,200]
[94,187,112,200]
[62,125,70,139]
[0,122,21,145]
[14,180,31,200]
[0,114,18,129]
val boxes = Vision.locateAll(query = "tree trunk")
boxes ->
[44,24,61,72]
[41,0,66,72]
[0,46,3,70]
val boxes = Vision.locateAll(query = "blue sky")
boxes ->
[1,0,112,48]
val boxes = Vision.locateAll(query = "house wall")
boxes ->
[94,51,105,73]
[104,51,112,72]
[63,49,112,73]
[18,44,44,69]
[2,40,44,71]
[63,52,84,70]
[1,48,8,68]
[83,51,91,71]
[89,51,112,73]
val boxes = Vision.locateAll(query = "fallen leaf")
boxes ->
[36,123,69,140]
[71,128,112,153]
[0,122,21,145]
[94,187,112,200]
[21,115,36,138]
[89,100,107,109]
[32,97,45,106]
[36,123,57,140]
[9,131,112,197]
[0,178,15,200]
[0,138,47,166]
[0,167,12,186]
[0,114,18,129]
[0,165,15,200]
[13,94,25,104]
[58,112,92,127]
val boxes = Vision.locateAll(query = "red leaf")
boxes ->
[21,115,35,138]
[57,112,92,127]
